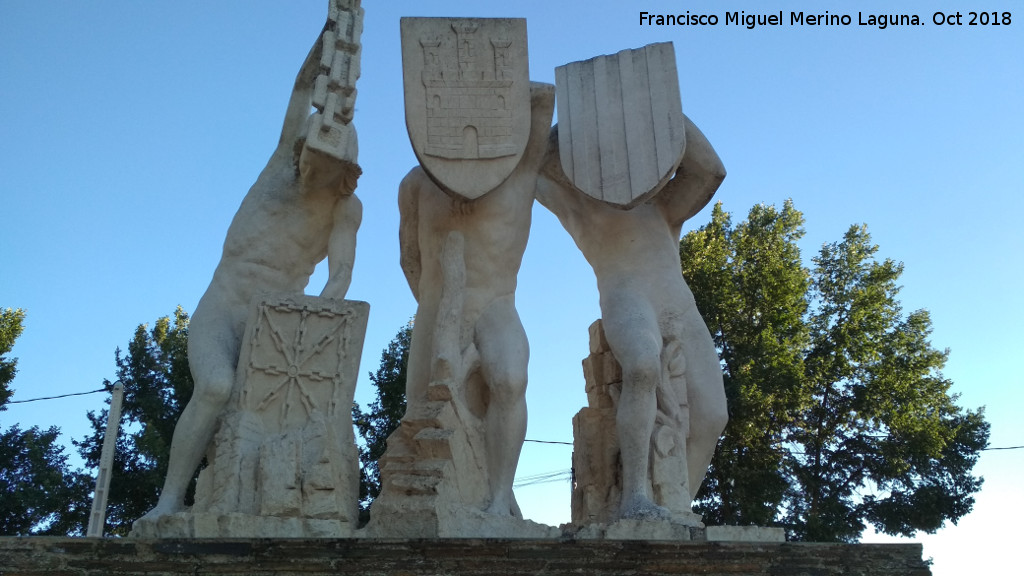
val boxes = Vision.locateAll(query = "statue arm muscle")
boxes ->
[399,170,423,300]
[320,194,362,300]
[658,116,726,230]
[279,29,326,151]
[536,126,584,230]
[516,83,556,174]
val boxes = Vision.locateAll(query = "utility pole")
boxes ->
[86,382,124,537]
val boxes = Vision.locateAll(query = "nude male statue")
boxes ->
[537,116,728,521]
[140,36,362,520]
[397,83,555,517]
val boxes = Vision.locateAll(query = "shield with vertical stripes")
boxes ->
[554,42,686,208]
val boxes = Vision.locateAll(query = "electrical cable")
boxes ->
[6,388,108,404]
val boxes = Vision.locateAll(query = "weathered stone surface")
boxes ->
[555,42,685,208]
[302,0,364,174]
[137,0,364,530]
[569,522,784,543]
[372,83,555,538]
[538,112,728,529]
[402,17,531,199]
[0,537,933,575]
[571,320,697,527]
[705,525,786,543]
[132,296,368,538]
[572,518,693,541]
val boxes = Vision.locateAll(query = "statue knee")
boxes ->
[195,376,234,409]
[486,370,527,406]
[621,354,662,395]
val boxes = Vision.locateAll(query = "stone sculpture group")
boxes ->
[131,1,736,540]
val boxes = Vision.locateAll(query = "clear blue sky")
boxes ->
[1,1,1021,572]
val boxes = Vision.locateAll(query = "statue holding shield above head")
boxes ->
[556,42,687,209]
[402,18,533,199]
[367,17,557,539]
[538,43,728,528]
[132,0,368,538]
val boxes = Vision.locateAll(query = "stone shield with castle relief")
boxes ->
[402,18,531,200]
[555,42,686,208]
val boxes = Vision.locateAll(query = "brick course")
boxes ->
[0,537,931,576]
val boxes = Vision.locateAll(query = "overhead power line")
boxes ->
[524,439,573,446]
[5,388,1024,454]
[514,469,572,488]
[7,388,108,404]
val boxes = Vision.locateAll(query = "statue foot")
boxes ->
[137,499,184,523]
[484,488,524,518]
[484,500,514,517]
[620,497,672,522]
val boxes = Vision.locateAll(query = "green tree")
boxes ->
[681,202,989,542]
[0,424,93,535]
[75,307,195,536]
[0,308,27,407]
[352,322,411,511]
[1,308,92,535]
[681,202,811,528]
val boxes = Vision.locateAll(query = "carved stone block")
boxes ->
[303,0,364,167]
[571,319,698,527]
[367,380,558,539]
[133,295,369,538]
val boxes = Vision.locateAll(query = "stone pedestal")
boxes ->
[572,319,697,527]
[366,380,558,539]
[132,296,369,538]
[0,537,933,575]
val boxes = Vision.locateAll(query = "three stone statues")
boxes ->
[133,5,731,540]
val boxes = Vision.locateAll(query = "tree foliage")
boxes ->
[352,322,411,511]
[75,307,195,536]
[0,424,93,535]
[1,308,92,535]
[1,307,27,407]
[680,201,989,542]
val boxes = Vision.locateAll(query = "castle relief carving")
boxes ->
[402,18,531,200]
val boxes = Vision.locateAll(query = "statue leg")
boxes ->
[678,305,728,498]
[142,306,239,519]
[401,301,437,417]
[475,294,529,517]
[601,295,670,520]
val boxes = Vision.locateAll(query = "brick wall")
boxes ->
[0,537,931,576]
